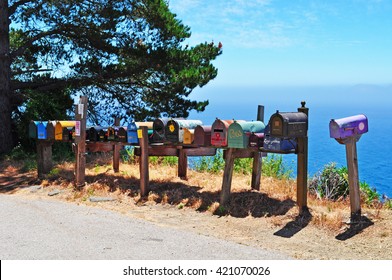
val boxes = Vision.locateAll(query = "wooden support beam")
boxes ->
[139,126,149,197]
[183,147,216,157]
[113,144,121,173]
[75,96,88,189]
[220,148,235,205]
[37,140,53,178]
[178,148,188,179]
[251,151,262,191]
[345,138,361,222]
[296,137,308,214]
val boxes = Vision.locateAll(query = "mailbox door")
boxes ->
[107,127,115,141]
[98,129,107,141]
[55,122,63,141]
[228,122,245,148]
[46,122,55,140]
[117,127,127,142]
[183,128,194,144]
[263,136,297,153]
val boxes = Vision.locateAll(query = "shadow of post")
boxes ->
[335,216,374,241]
[273,210,312,238]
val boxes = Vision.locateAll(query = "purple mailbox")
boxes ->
[329,114,368,143]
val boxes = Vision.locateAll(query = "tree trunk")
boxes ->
[0,0,13,154]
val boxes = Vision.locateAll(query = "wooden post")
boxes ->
[297,101,309,214]
[345,138,361,222]
[178,148,188,179]
[220,148,235,205]
[251,151,262,191]
[139,126,149,196]
[113,143,121,173]
[37,140,52,178]
[75,96,88,189]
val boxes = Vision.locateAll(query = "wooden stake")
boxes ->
[75,96,88,189]
[251,151,262,191]
[113,143,121,173]
[296,136,308,214]
[178,148,188,179]
[139,126,149,196]
[345,138,361,221]
[37,140,52,178]
[220,148,235,205]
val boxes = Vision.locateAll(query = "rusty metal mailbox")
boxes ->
[194,125,212,146]
[165,119,203,143]
[269,111,308,138]
[329,114,368,143]
[228,121,265,149]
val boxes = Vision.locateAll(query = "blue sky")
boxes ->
[169,0,392,86]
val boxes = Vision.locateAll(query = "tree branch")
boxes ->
[8,0,35,16]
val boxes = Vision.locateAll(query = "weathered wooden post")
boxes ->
[220,148,235,205]
[297,101,309,214]
[37,140,53,178]
[329,114,368,222]
[75,96,88,189]
[138,126,149,196]
[178,148,188,179]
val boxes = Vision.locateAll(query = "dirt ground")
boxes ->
[1,158,391,260]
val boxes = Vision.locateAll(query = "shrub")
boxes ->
[262,154,292,179]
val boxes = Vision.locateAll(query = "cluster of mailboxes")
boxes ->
[29,110,311,153]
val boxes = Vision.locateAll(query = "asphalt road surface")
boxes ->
[0,194,290,260]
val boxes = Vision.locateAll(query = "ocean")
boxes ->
[187,84,392,198]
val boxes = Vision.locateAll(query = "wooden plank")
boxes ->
[220,148,235,205]
[183,147,216,157]
[296,137,308,214]
[139,126,149,196]
[86,142,117,152]
[113,144,121,173]
[345,138,361,221]
[134,146,178,157]
[223,148,258,159]
[251,151,262,191]
[75,96,88,189]
[37,141,53,178]
[178,148,188,179]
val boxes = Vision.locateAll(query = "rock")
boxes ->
[29,185,42,193]
[48,189,61,196]
[89,196,116,202]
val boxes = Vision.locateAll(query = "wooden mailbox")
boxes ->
[194,125,212,146]
[165,119,203,144]
[227,121,265,149]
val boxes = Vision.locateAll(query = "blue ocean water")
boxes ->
[188,84,392,198]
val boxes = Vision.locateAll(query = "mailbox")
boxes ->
[329,114,368,142]
[263,136,297,153]
[249,133,264,148]
[227,121,265,149]
[211,119,235,147]
[268,111,308,138]
[165,119,203,143]
[116,126,127,142]
[183,128,195,144]
[127,122,153,144]
[107,127,116,141]
[46,121,56,140]
[87,127,99,141]
[98,128,108,141]
[55,121,76,141]
[194,125,212,146]
[37,121,48,140]
[151,118,170,143]
[29,121,39,139]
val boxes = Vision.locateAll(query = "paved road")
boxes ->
[0,194,290,260]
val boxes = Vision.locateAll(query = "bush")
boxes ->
[309,162,349,200]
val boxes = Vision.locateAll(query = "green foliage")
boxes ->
[120,146,136,164]
[262,154,292,179]
[384,199,392,210]
[194,149,225,173]
[360,181,380,206]
[2,0,222,154]
[233,158,253,175]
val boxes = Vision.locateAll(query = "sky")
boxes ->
[168,0,392,87]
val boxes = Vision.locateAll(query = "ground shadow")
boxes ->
[335,216,374,241]
[273,210,312,238]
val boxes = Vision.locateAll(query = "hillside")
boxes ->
[1,155,391,259]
